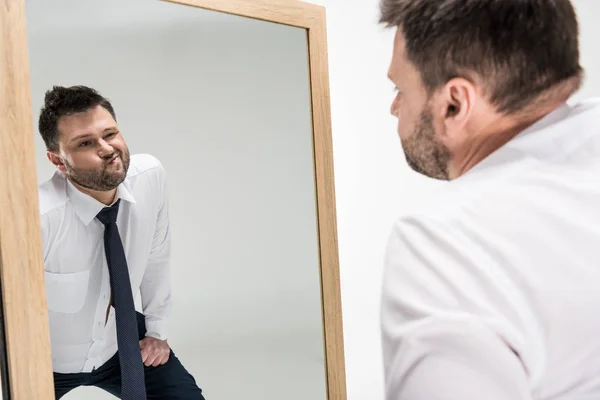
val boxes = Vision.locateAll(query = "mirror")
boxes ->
[1,0,345,399]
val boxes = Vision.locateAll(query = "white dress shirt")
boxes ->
[39,153,172,374]
[382,98,600,400]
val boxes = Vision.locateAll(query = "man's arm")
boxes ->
[139,162,173,341]
[381,216,535,400]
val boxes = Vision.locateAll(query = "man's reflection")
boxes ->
[37,85,204,399]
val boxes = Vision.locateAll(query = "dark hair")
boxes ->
[379,0,584,114]
[38,85,116,151]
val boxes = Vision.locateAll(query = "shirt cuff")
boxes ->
[144,318,168,340]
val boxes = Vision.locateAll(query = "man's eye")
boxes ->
[79,141,91,147]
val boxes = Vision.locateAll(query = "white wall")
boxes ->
[306,0,600,399]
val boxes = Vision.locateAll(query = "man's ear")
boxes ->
[437,77,477,139]
[47,151,67,173]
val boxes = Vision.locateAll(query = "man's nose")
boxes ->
[98,139,114,156]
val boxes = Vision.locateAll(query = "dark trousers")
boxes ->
[53,312,205,399]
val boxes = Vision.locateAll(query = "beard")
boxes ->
[65,148,131,191]
[401,106,451,180]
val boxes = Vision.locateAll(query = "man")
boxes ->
[379,1,600,399]
[38,85,205,399]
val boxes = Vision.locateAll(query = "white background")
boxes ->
[2,1,600,399]
[25,0,327,399]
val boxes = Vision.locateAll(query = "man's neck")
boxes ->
[448,102,564,179]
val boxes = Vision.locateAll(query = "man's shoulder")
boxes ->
[392,177,484,221]
[38,172,68,216]
[125,154,168,201]
[390,171,524,240]
[127,154,166,179]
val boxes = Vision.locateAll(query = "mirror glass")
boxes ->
[25,0,327,399]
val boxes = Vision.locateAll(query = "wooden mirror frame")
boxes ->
[0,0,346,399]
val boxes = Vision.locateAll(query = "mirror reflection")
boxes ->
[26,0,327,399]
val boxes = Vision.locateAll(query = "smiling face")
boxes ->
[48,105,131,192]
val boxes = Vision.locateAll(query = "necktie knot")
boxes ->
[96,199,121,226]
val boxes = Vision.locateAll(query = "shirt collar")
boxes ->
[63,173,137,226]
[503,101,574,150]
[457,101,576,180]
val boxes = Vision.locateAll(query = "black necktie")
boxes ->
[96,199,147,399]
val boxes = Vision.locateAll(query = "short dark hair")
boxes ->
[379,0,584,114]
[38,85,116,151]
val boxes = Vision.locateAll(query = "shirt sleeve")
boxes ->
[381,215,536,400]
[140,162,173,340]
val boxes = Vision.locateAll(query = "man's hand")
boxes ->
[139,337,170,367]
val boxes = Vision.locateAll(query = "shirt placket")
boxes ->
[82,256,113,372]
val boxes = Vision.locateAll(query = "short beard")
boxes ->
[65,149,130,191]
[401,107,451,180]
